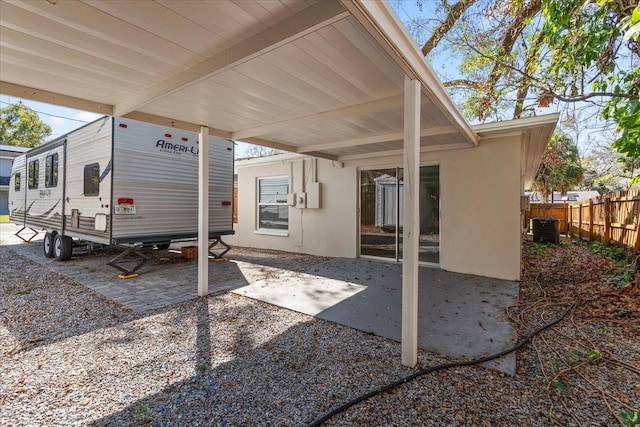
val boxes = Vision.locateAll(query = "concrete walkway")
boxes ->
[1,222,518,373]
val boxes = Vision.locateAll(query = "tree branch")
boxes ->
[478,0,543,120]
[421,0,478,56]
[443,79,482,89]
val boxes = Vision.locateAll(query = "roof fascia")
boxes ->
[474,113,560,137]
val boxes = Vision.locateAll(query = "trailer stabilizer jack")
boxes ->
[208,236,231,259]
[108,246,150,277]
[15,226,39,243]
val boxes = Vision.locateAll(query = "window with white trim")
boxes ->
[257,176,289,231]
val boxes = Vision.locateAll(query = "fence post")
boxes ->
[634,204,640,252]
[568,205,573,238]
[578,202,583,241]
[604,196,611,247]
[589,200,594,241]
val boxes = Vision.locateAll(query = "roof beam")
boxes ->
[297,125,456,153]
[337,142,472,161]
[0,81,114,115]
[113,1,349,116]
[123,111,229,137]
[232,95,404,140]
[123,111,304,155]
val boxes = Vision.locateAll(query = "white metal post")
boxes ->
[198,126,209,296]
[402,76,421,367]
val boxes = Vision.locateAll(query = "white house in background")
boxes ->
[228,114,558,282]
[526,191,600,203]
[0,145,29,215]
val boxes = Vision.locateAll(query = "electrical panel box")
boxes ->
[306,182,321,209]
[296,191,306,208]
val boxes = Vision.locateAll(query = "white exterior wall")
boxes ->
[229,134,523,280]
[231,156,357,257]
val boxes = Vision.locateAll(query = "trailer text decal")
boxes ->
[156,140,198,156]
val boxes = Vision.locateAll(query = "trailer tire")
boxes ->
[43,232,55,258]
[156,242,171,250]
[53,234,73,261]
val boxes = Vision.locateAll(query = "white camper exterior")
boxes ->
[9,117,234,261]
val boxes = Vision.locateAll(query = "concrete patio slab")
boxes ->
[2,222,519,373]
[233,257,519,374]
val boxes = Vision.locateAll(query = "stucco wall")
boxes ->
[228,134,523,280]
[229,156,358,258]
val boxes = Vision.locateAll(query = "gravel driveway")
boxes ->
[1,242,638,426]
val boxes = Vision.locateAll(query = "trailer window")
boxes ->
[84,163,100,196]
[28,160,39,189]
[45,153,59,188]
[14,173,21,191]
[257,176,289,232]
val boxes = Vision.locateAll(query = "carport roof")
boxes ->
[0,0,555,182]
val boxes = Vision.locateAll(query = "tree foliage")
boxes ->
[396,0,639,181]
[243,144,283,158]
[0,102,51,148]
[532,133,584,201]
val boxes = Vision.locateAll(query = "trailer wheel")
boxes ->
[53,234,73,261]
[156,242,171,250]
[43,232,55,258]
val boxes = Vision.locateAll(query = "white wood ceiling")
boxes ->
[0,0,553,167]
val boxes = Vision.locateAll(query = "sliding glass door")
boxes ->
[359,165,439,264]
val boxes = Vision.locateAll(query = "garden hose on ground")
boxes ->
[308,302,576,427]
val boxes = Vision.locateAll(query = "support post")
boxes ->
[198,126,210,296]
[401,76,420,367]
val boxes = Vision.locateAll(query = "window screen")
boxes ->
[84,163,100,196]
[28,160,39,189]
[257,176,289,231]
[45,153,59,188]
[14,173,21,191]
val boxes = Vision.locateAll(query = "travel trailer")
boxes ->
[9,116,234,272]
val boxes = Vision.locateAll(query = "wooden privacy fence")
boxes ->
[526,203,569,234]
[568,190,640,251]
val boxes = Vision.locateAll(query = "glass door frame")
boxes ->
[357,162,441,267]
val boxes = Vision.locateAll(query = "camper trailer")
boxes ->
[9,116,234,268]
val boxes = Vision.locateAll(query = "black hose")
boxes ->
[307,302,576,427]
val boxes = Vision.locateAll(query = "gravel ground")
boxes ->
[1,242,639,426]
